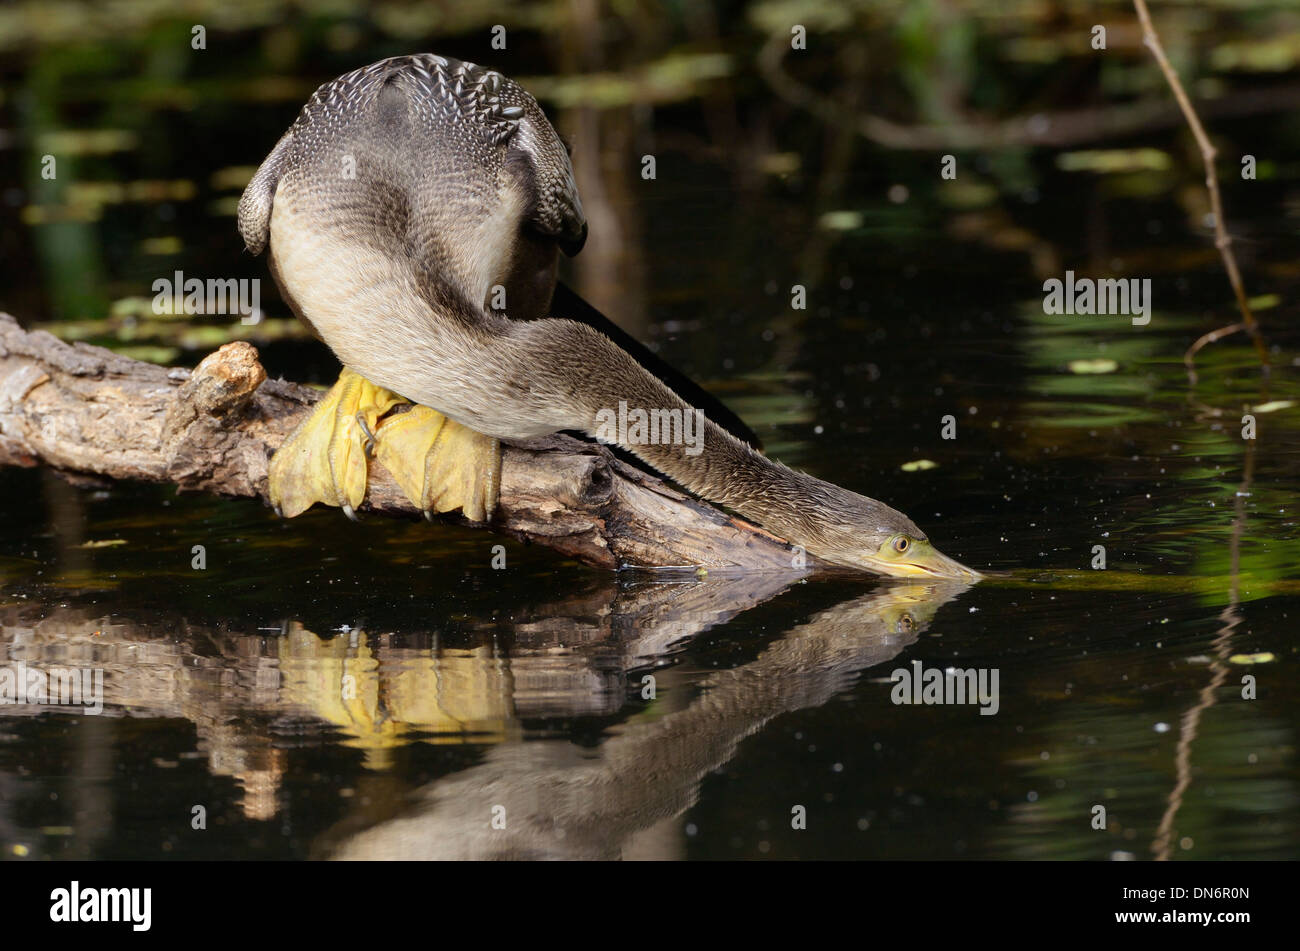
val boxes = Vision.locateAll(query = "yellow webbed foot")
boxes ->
[268,368,501,522]
[269,368,401,519]
[373,405,501,523]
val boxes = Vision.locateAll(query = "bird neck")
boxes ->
[521,318,823,555]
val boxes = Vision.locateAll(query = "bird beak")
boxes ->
[863,540,982,583]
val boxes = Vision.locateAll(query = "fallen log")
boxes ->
[0,312,805,570]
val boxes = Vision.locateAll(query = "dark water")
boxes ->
[2,14,1299,860]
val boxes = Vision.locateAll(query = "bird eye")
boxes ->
[895,613,915,634]
[892,535,910,553]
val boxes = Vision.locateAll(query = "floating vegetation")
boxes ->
[1067,358,1120,375]
[1252,400,1295,414]
[1228,652,1277,664]
[139,236,183,255]
[34,129,137,155]
[818,210,864,231]
[23,180,197,224]
[1056,149,1172,174]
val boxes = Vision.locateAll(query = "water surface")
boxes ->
[1,7,1298,860]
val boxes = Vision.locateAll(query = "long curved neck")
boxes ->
[508,317,830,553]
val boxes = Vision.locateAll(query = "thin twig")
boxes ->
[1183,321,1243,387]
[1132,0,1270,381]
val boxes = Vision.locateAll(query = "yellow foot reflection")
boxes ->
[268,367,500,523]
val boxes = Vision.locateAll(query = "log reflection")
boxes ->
[0,575,967,856]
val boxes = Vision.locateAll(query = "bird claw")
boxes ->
[373,405,501,524]
[265,370,498,523]
[266,368,400,518]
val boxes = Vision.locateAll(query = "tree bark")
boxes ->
[0,312,804,570]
